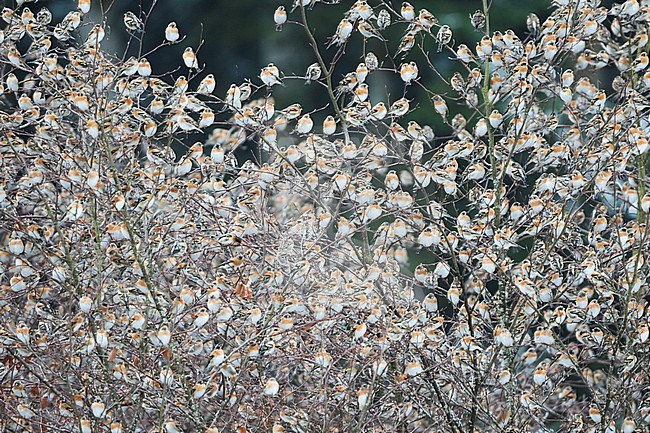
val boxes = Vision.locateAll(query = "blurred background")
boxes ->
[34,0,550,135]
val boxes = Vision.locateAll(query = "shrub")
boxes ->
[1,0,650,432]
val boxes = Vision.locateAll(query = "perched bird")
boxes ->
[322,115,336,135]
[183,47,198,69]
[358,20,385,41]
[385,170,400,190]
[418,9,438,30]
[336,73,357,96]
[295,114,313,134]
[365,52,379,70]
[432,95,448,119]
[123,11,143,33]
[260,63,282,87]
[261,127,277,147]
[399,62,418,84]
[436,25,452,52]
[281,103,302,119]
[355,62,369,82]
[78,0,91,14]
[376,9,391,30]
[353,83,369,103]
[350,0,374,20]
[632,52,649,72]
[370,102,387,120]
[264,378,280,396]
[164,421,183,433]
[357,388,370,410]
[292,0,316,11]
[197,74,216,95]
[225,84,241,108]
[526,13,540,36]
[328,19,353,47]
[37,7,53,25]
[6,46,23,68]
[401,2,415,21]
[396,34,416,57]
[470,10,486,30]
[305,62,321,84]
[274,6,287,31]
[91,401,106,418]
[389,98,410,117]
[165,22,180,42]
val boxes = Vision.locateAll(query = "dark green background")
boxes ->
[30,0,548,118]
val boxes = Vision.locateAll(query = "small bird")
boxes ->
[239,82,252,100]
[464,163,486,181]
[274,6,287,31]
[620,0,640,17]
[328,19,353,47]
[561,69,574,86]
[418,9,438,30]
[281,103,302,119]
[292,0,315,11]
[295,114,313,134]
[407,120,424,139]
[632,52,649,72]
[436,25,452,52]
[353,83,369,103]
[401,2,415,21]
[165,22,180,42]
[432,95,448,119]
[588,404,601,423]
[405,361,423,376]
[488,110,503,128]
[370,102,387,120]
[322,115,336,135]
[526,13,540,36]
[164,421,183,433]
[260,63,282,87]
[365,52,379,70]
[399,62,418,84]
[226,84,241,108]
[396,34,416,57]
[261,127,277,147]
[91,401,106,418]
[61,10,82,30]
[355,62,369,83]
[197,74,216,94]
[193,309,210,328]
[470,10,485,30]
[264,378,280,396]
[389,98,409,117]
[385,170,399,190]
[123,11,143,33]
[15,322,30,344]
[6,46,23,68]
[16,404,36,420]
[358,20,385,41]
[138,58,152,77]
[37,7,53,25]
[376,9,391,30]
[78,0,91,14]
[157,325,171,347]
[305,62,321,84]
[183,47,198,69]
[336,73,357,96]
[357,388,370,410]
[351,1,374,20]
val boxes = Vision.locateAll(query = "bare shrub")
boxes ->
[1,0,650,432]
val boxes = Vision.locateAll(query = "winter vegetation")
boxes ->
[1,0,650,432]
